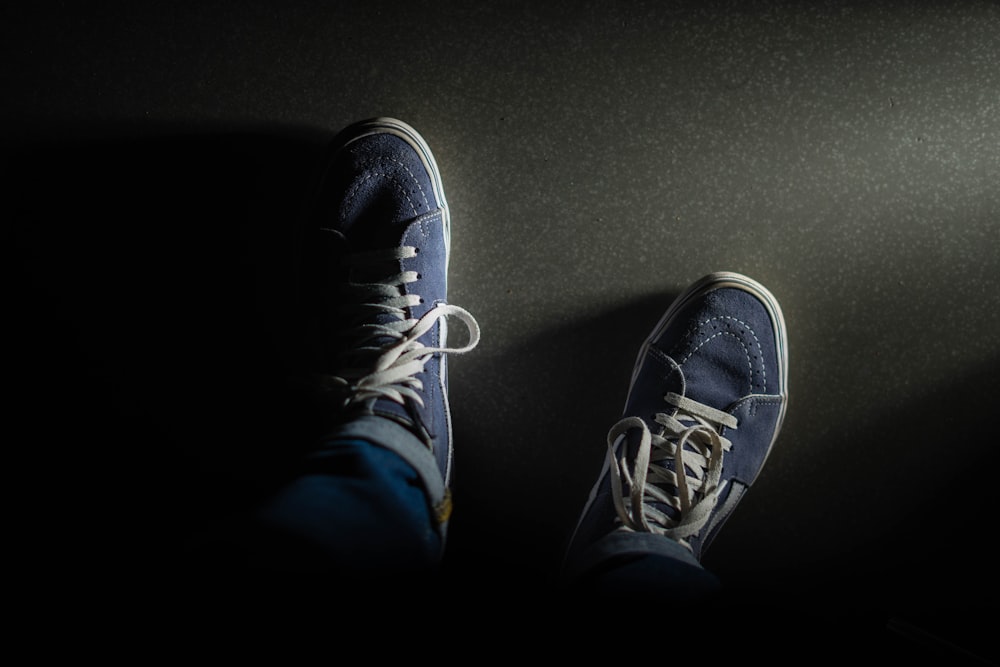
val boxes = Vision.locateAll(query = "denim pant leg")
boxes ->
[564,530,723,601]
[182,415,445,590]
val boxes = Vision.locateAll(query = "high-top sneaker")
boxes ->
[311,117,480,539]
[565,272,788,580]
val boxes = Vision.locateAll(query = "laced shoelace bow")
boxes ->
[323,233,480,409]
[607,392,738,548]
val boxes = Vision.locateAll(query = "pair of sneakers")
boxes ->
[313,117,788,583]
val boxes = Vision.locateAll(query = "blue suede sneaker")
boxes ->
[564,272,788,581]
[312,118,480,536]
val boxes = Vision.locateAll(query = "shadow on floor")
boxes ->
[445,292,678,587]
[7,123,335,584]
[6,125,996,661]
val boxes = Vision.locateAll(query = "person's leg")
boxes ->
[248,430,443,579]
[562,272,788,602]
[182,118,479,594]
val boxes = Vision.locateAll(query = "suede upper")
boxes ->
[316,121,457,488]
[565,274,787,572]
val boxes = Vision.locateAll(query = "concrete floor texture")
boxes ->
[5,0,999,654]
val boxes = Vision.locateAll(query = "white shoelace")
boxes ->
[325,243,480,408]
[607,392,738,548]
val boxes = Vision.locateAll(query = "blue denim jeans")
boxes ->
[183,415,721,601]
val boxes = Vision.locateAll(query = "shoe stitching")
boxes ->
[414,212,435,249]
[676,318,764,394]
[386,157,431,211]
[695,316,763,357]
[694,316,765,392]
[344,168,422,218]
[736,395,784,419]
[648,345,686,397]
[678,331,755,393]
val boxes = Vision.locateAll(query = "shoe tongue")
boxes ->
[337,212,438,437]
[622,405,716,526]
[328,223,412,376]
[372,396,421,434]
[620,427,683,523]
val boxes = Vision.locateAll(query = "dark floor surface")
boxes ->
[4,0,998,658]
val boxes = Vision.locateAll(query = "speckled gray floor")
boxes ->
[5,0,999,650]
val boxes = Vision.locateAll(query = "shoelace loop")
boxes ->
[325,242,480,409]
[607,392,737,548]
